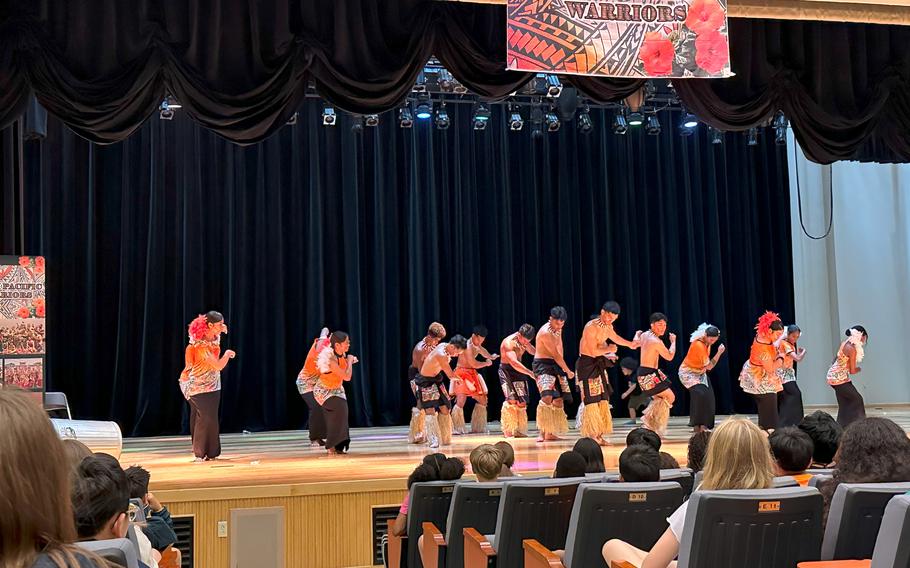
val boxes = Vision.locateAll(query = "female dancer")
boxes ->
[179,311,235,461]
[678,323,725,432]
[776,324,807,427]
[296,327,330,446]
[738,311,784,431]
[827,326,868,427]
[315,331,359,455]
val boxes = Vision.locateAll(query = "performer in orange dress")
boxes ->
[776,324,807,427]
[315,331,359,455]
[450,325,498,435]
[678,323,725,432]
[738,311,785,431]
[179,311,236,462]
[296,327,330,447]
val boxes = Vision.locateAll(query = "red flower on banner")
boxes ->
[17,307,31,319]
[36,305,46,318]
[35,256,45,273]
[18,256,31,268]
[685,0,725,35]
[695,31,729,75]
[33,297,45,309]
[639,33,674,76]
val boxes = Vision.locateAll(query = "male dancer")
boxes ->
[407,322,446,443]
[576,301,640,446]
[498,324,537,438]
[532,307,574,442]
[415,335,468,448]
[637,313,677,437]
[451,325,498,434]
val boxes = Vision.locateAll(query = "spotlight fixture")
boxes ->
[773,111,788,146]
[158,96,180,120]
[545,110,560,132]
[412,72,427,93]
[437,69,454,93]
[415,93,433,120]
[612,109,628,135]
[747,127,759,146]
[351,115,364,133]
[545,75,563,98]
[453,80,468,94]
[508,105,524,131]
[577,105,594,134]
[399,104,414,128]
[627,110,644,127]
[645,112,661,135]
[709,127,724,145]
[473,103,491,131]
[364,114,380,127]
[286,112,298,126]
[435,104,450,130]
[680,111,698,134]
[322,105,337,126]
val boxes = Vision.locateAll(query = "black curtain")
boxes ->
[18,100,793,436]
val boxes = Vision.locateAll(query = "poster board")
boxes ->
[0,256,46,403]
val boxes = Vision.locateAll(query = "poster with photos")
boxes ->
[0,256,46,400]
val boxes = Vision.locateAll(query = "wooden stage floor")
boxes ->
[125,405,910,493]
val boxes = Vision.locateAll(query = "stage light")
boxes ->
[530,106,544,139]
[364,114,379,127]
[322,106,336,126]
[158,96,180,120]
[351,115,364,133]
[680,111,698,135]
[747,127,759,146]
[437,69,454,93]
[545,75,562,98]
[645,113,661,135]
[577,105,594,134]
[709,127,724,145]
[415,93,433,120]
[413,72,427,93]
[773,111,788,146]
[473,103,491,131]
[627,111,643,126]
[453,80,468,94]
[435,104,450,130]
[398,104,414,128]
[508,105,524,131]
[612,109,627,135]
[286,112,298,126]
[545,110,560,132]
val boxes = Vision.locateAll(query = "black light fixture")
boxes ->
[435,103,450,130]
[509,105,524,131]
[577,105,594,134]
[413,72,427,93]
[530,107,544,139]
[473,103,491,131]
[286,112,298,126]
[679,110,698,135]
[364,114,379,127]
[437,69,454,93]
[398,104,413,128]
[415,93,433,120]
[545,109,560,132]
[158,95,180,120]
[351,115,364,133]
[709,127,724,145]
[747,127,759,146]
[773,111,788,146]
[612,109,628,135]
[545,75,562,98]
[322,105,336,126]
[627,110,644,127]
[645,112,661,135]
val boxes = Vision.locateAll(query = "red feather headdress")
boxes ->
[754,311,780,336]
[188,315,209,341]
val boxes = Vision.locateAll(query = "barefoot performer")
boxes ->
[297,327,330,447]
[407,322,446,444]
[739,311,785,431]
[776,324,807,427]
[532,307,575,442]
[678,323,724,432]
[498,324,537,438]
[451,325,498,435]
[827,326,868,428]
[416,335,468,448]
[637,313,677,437]
[315,331,359,455]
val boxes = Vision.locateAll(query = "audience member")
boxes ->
[619,444,660,482]
[627,427,661,452]
[469,444,504,482]
[573,437,606,473]
[125,466,179,552]
[494,441,517,477]
[658,452,680,470]
[768,427,814,486]
[553,451,587,478]
[391,454,465,536]
[798,411,843,467]
[603,418,775,568]
[686,431,711,473]
[62,439,93,473]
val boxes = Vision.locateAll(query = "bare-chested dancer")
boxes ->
[407,322,446,444]
[636,312,677,437]
[532,307,575,442]
[416,335,468,448]
[498,324,537,438]
[576,301,641,446]
[451,325,498,434]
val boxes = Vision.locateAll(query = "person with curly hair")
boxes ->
[686,430,711,473]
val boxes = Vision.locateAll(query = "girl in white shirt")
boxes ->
[602,418,776,568]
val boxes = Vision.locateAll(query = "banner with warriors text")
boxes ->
[0,256,46,399]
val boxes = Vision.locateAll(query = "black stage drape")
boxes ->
[14,101,793,436]
[2,2,907,163]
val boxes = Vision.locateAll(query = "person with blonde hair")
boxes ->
[0,389,106,568]
[602,417,776,567]
[469,444,504,482]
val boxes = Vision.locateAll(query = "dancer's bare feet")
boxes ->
[544,433,562,441]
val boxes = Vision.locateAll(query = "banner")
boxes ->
[0,256,46,400]
[507,0,731,78]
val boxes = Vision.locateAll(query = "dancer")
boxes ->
[451,325,498,435]
[179,311,235,462]
[827,326,868,428]
[739,311,785,431]
[407,322,446,444]
[576,301,641,446]
[532,307,575,442]
[315,331,358,455]
[637,313,677,437]
[416,335,468,448]
[296,327,331,446]
[777,324,807,427]
[498,324,537,438]
[619,357,648,425]
[678,323,724,432]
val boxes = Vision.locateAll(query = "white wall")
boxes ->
[788,133,910,406]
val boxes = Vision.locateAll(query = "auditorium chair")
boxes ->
[523,481,684,568]
[659,469,693,498]
[818,482,910,561]
[420,481,503,568]
[810,474,833,488]
[797,494,910,568]
[77,538,140,568]
[611,487,824,568]
[463,478,581,568]
[386,480,457,568]
[693,470,799,489]
[44,391,72,419]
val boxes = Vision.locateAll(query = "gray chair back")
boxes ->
[491,477,581,567]
[871,494,910,568]
[44,391,71,419]
[443,482,503,568]
[678,487,824,568]
[773,476,799,488]
[564,482,684,568]
[660,469,694,498]
[77,538,140,568]
[405,480,457,568]
[822,482,910,561]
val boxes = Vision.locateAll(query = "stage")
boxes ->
[126,407,909,567]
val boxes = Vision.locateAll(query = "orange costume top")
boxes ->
[296,338,330,394]
[739,340,782,395]
[678,341,711,389]
[313,347,350,405]
[179,338,221,399]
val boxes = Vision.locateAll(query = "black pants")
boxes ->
[323,396,350,452]
[752,393,779,430]
[777,381,804,427]
[189,390,221,459]
[833,382,866,428]
[301,391,327,443]
[688,383,716,429]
